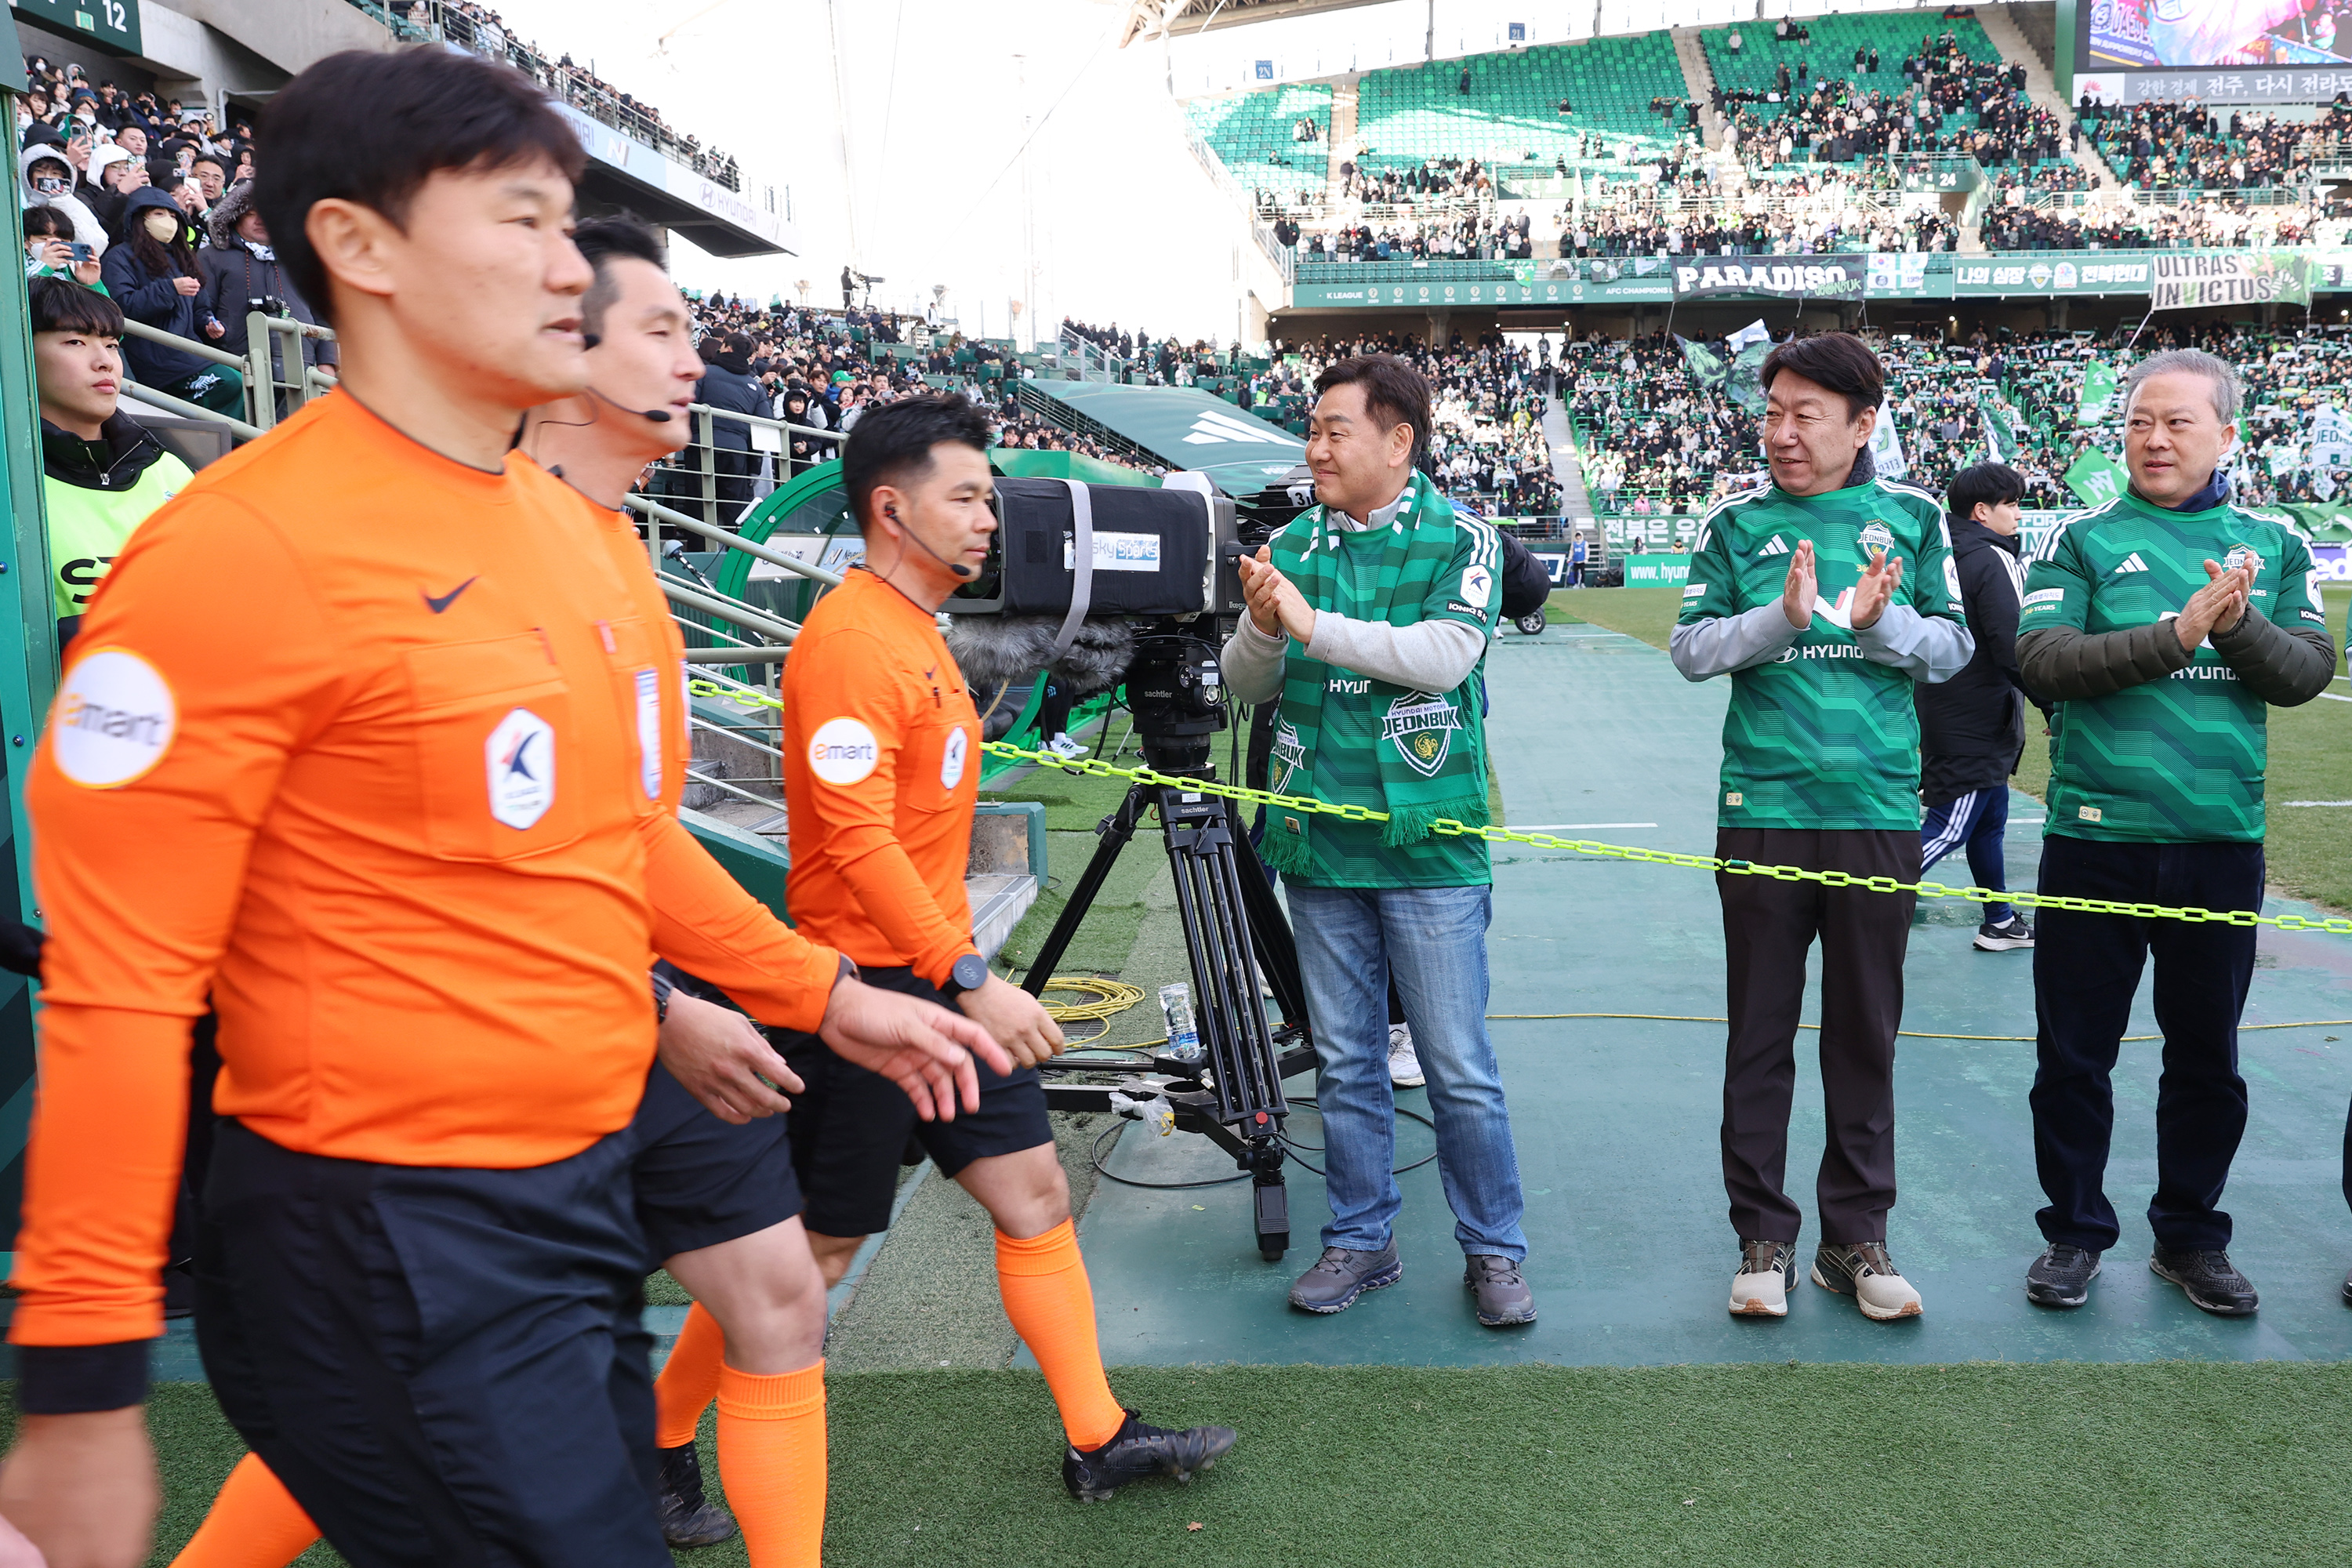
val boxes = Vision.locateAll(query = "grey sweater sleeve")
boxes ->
[1220,618,1289,704]
[1668,604,1802,681]
[1851,604,1977,683]
[2210,605,2336,706]
[1305,614,1487,691]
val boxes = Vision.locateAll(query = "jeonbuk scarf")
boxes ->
[1261,467,1490,877]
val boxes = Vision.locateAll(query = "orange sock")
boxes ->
[656,1299,728,1448]
[169,1451,321,1568]
[715,1359,827,1568]
[994,1220,1127,1450]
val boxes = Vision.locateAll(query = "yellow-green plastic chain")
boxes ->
[691,681,2352,938]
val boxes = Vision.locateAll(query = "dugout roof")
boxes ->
[1019,382,1308,495]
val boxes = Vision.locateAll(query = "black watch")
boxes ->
[938,951,989,1000]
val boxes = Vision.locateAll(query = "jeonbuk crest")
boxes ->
[1382,691,1461,778]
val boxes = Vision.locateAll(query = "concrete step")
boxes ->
[1669,27,1726,151]
[1325,75,1360,207]
[1543,394,1596,524]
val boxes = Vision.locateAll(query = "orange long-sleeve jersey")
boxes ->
[10,392,840,1352]
[780,568,981,988]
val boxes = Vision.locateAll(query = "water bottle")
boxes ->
[1159,982,1204,1065]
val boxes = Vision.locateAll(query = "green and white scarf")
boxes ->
[1261,468,1490,879]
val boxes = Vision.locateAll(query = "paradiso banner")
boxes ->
[2149,252,2313,311]
[1672,259,1865,299]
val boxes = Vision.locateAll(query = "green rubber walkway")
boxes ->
[1074,622,2352,1367]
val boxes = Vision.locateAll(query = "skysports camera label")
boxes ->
[1062,532,1163,572]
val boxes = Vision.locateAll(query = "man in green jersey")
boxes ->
[2016,349,2331,1316]
[1670,333,1973,1323]
[1223,353,1533,1330]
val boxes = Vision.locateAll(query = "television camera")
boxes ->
[944,470,1319,1260]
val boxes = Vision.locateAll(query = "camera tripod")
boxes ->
[1025,768,1315,1261]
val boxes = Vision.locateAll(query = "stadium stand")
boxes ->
[2081,98,2338,192]
[1187,83,1334,200]
[1254,331,1563,518]
[367,1,741,188]
[1352,34,1693,177]
[1561,321,2352,524]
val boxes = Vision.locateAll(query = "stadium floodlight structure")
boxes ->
[1120,0,1396,45]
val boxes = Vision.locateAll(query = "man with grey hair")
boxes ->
[2015,347,2333,1315]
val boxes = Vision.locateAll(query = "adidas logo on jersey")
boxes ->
[1759,535,1791,557]
[2111,552,2151,575]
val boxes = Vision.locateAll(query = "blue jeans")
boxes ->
[1287,882,1528,1262]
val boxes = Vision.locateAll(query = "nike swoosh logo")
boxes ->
[423,576,480,614]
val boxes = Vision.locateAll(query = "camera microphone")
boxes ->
[888,506,975,578]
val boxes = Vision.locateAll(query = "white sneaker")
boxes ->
[1812,1241,1924,1320]
[1045,732,1087,760]
[1387,1023,1425,1087]
[1730,1238,1795,1317]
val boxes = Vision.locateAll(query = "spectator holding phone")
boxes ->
[17,142,108,258]
[100,185,245,415]
[22,205,105,292]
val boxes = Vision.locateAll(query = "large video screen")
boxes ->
[2084,0,2352,69]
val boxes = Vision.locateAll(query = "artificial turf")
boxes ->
[34,1362,2352,1566]
[1555,583,2352,912]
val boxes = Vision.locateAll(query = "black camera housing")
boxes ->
[947,477,1244,619]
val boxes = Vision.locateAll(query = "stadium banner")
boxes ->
[2065,450,2129,509]
[2147,252,2312,312]
[1624,554,1693,589]
[1290,249,2352,313]
[1672,259,1864,299]
[1951,256,2153,297]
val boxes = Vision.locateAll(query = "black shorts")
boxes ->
[196,1120,670,1568]
[627,1058,802,1262]
[781,965,1051,1238]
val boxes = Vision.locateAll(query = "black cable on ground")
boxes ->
[1087,1097,1439,1189]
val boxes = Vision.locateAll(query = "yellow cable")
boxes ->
[1484,1013,2352,1044]
[1033,975,1147,1046]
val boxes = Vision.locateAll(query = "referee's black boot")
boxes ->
[1062,1408,1237,1502]
[656,1442,739,1548]
[2151,1245,2259,1317]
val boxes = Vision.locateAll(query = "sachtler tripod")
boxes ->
[1025,733,1314,1260]
[1030,620,1327,1260]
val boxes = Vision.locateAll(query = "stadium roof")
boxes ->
[1119,0,1392,48]
[1022,382,1308,495]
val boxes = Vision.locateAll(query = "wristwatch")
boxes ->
[938,951,990,1000]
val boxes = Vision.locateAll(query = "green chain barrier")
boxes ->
[693,681,2352,938]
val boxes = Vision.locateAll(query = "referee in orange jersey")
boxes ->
[779,393,1238,1501]
[0,52,996,1568]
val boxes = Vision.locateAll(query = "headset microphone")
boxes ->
[586,387,674,423]
[887,506,975,579]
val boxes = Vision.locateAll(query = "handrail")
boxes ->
[623,493,845,586]
[684,403,837,443]
[689,713,786,761]
[118,317,245,370]
[685,647,789,663]
[122,378,265,441]
[658,576,800,644]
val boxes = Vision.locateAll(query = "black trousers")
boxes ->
[2031,833,2259,1253]
[1716,827,1916,1243]
[196,1122,670,1568]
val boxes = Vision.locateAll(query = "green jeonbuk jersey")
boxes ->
[1679,477,1965,829]
[1275,504,1502,888]
[2020,491,2321,843]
